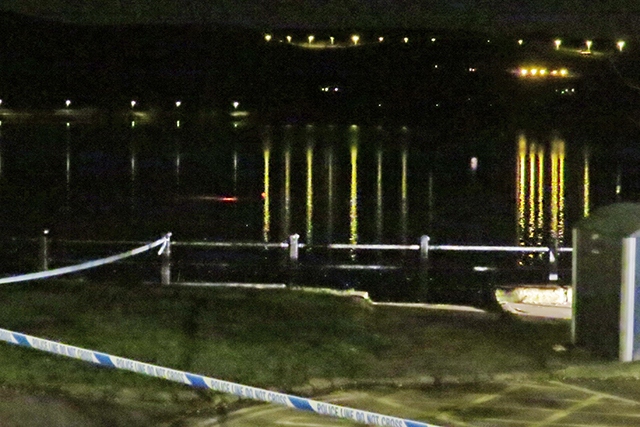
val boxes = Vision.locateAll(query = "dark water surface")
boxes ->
[1,112,639,248]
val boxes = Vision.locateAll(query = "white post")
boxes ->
[40,229,50,271]
[161,233,172,285]
[548,237,559,281]
[420,235,430,263]
[289,234,300,263]
[620,236,637,362]
[571,228,579,344]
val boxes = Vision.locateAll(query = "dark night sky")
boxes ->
[2,1,640,37]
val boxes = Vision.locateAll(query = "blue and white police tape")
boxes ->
[0,233,171,285]
[0,327,441,427]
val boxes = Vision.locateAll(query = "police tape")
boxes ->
[0,327,441,427]
[0,234,171,285]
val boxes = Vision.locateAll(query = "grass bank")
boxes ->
[0,280,623,426]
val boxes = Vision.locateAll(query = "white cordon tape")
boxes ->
[0,234,171,285]
[0,328,440,427]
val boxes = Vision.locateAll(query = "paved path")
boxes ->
[189,380,640,427]
[500,302,571,319]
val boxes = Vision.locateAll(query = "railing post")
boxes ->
[420,235,430,264]
[288,234,300,286]
[416,235,431,302]
[161,233,172,285]
[548,237,559,282]
[40,229,50,271]
[289,234,300,263]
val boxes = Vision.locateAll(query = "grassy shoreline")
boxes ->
[0,280,630,426]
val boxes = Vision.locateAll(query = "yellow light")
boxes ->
[530,68,538,76]
[349,135,358,246]
[554,39,561,50]
[306,137,313,243]
[536,145,544,243]
[286,35,292,43]
[431,37,436,42]
[583,149,590,217]
[284,144,291,237]
[264,34,272,42]
[131,100,136,108]
[586,40,592,51]
[175,100,181,107]
[330,36,334,44]
[520,68,528,76]
[263,142,271,242]
[308,35,314,44]
[539,69,547,76]
[351,34,360,45]
[378,36,384,42]
[528,142,536,243]
[403,37,409,43]
[65,100,71,107]
[560,68,568,76]
[518,39,523,45]
[551,70,558,76]
[617,40,625,52]
[232,101,239,109]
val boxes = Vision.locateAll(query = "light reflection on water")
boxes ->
[0,117,636,247]
[516,133,568,264]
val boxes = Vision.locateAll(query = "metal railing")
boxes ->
[21,231,572,286]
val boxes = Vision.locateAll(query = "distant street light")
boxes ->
[286,35,292,43]
[403,37,409,43]
[518,39,523,45]
[131,100,136,108]
[264,34,272,42]
[175,100,182,107]
[65,100,71,107]
[378,36,384,42]
[233,101,239,109]
[330,36,334,45]
[554,39,562,50]
[308,35,314,44]
[585,40,592,52]
[351,35,360,45]
[617,40,626,52]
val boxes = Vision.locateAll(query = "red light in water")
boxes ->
[221,196,238,203]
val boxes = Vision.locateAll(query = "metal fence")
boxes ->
[14,231,572,291]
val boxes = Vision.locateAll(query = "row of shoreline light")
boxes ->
[0,99,238,110]
[265,33,628,52]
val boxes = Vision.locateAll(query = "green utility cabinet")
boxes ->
[572,203,640,361]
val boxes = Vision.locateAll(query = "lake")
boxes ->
[0,109,638,250]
